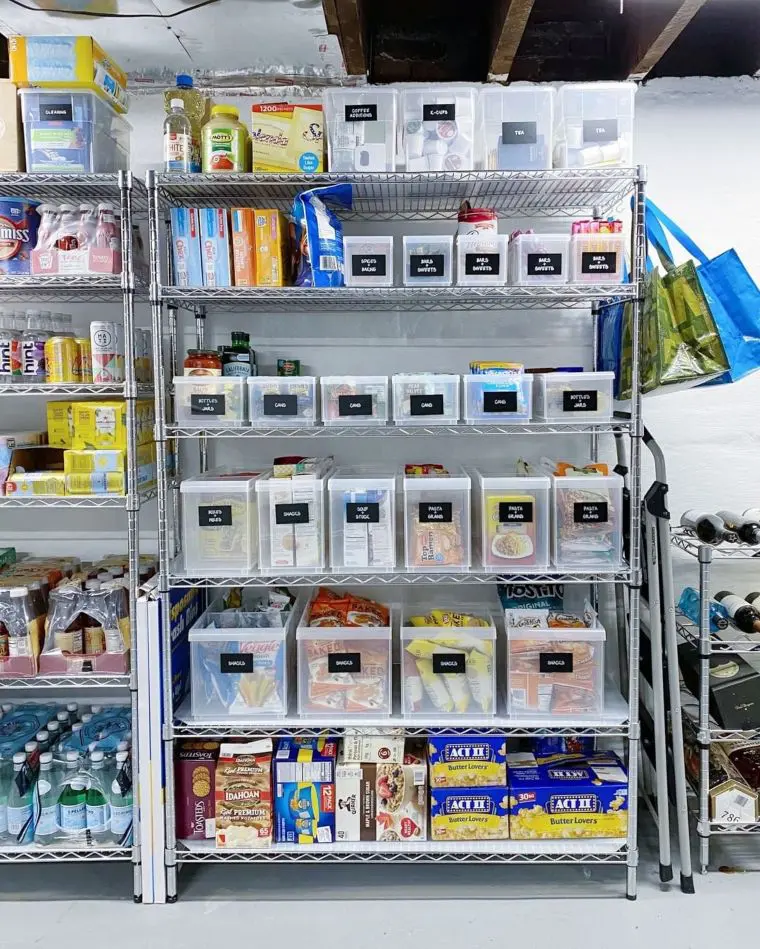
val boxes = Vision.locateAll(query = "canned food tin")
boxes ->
[90,321,125,383]
[277,358,300,377]
[44,336,78,383]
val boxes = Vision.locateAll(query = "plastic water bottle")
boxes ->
[0,756,10,842]
[86,751,110,840]
[6,752,33,843]
[678,586,730,633]
[164,99,193,173]
[57,751,87,834]
[34,752,59,845]
[109,751,133,847]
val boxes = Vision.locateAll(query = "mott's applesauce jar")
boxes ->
[202,106,249,173]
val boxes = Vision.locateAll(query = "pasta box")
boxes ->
[274,736,337,844]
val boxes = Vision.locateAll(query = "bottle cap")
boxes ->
[211,105,239,119]
[40,752,53,765]
[90,750,105,762]
[13,752,25,765]
[116,751,129,762]
[176,73,193,88]
[66,751,79,762]
[10,586,28,598]
[170,98,184,110]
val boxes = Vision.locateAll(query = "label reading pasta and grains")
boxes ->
[419,502,452,523]
[498,501,533,523]
[573,501,608,524]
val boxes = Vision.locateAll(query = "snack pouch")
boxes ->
[292,184,352,287]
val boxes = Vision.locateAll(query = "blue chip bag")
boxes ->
[292,183,352,287]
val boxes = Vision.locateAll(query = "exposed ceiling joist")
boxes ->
[489,0,536,79]
[625,0,709,80]
[323,0,368,77]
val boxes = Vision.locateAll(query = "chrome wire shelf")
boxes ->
[0,845,132,863]
[0,273,136,303]
[706,823,760,836]
[0,383,153,397]
[0,674,130,689]
[0,172,148,212]
[676,615,760,654]
[672,529,760,560]
[155,169,637,219]
[0,488,157,508]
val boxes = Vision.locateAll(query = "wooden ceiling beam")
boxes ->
[488,0,536,80]
[322,0,368,77]
[625,0,709,80]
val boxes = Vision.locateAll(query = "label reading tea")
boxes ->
[433,653,466,675]
[220,653,254,674]
[190,393,225,416]
[563,390,598,412]
[198,505,232,527]
[410,393,444,416]
[539,652,573,673]
[498,501,533,524]
[483,390,518,413]
[328,652,361,674]
[502,121,537,145]
[419,502,452,523]
[582,119,619,144]
[345,104,378,122]
[410,254,445,279]
[351,254,387,277]
[464,253,501,276]
[346,502,380,524]
[423,103,456,122]
[527,253,562,276]
[573,501,609,524]
[263,393,298,416]
[581,252,617,275]
[339,394,373,417]
[275,503,310,525]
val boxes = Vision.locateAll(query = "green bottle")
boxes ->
[57,751,87,834]
[6,752,33,843]
[34,752,59,844]
[86,751,110,838]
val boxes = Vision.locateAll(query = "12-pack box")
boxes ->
[274,737,337,845]
[254,209,290,287]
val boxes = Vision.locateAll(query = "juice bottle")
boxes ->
[202,105,249,173]
[163,74,207,173]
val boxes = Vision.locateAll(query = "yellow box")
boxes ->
[47,402,74,448]
[72,401,127,450]
[6,471,66,496]
[65,471,125,496]
[250,102,323,173]
[254,210,290,287]
[64,449,125,474]
[9,35,128,114]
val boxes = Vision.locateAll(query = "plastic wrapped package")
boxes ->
[292,184,352,287]
[0,585,43,677]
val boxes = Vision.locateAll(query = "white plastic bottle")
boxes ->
[109,751,133,847]
[6,752,33,843]
[164,99,193,173]
[86,751,110,839]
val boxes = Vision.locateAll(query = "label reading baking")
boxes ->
[423,103,455,122]
[419,502,453,523]
[339,394,373,417]
[464,253,501,276]
[410,254,445,279]
[41,103,73,122]
[582,118,619,144]
[581,251,617,275]
[432,653,466,675]
[328,652,361,674]
[563,390,598,412]
[345,103,378,122]
[346,502,380,524]
[573,501,609,524]
[502,121,537,145]
[275,503,310,525]
[483,390,518,413]
[410,393,444,416]
[351,254,387,277]
[263,393,298,416]
[190,393,225,416]
[498,501,533,524]
[198,505,232,527]
[539,652,573,673]
[527,253,563,276]
[220,653,254,674]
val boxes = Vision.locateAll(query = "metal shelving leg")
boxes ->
[698,546,713,874]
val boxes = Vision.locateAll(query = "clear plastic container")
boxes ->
[403,466,471,571]
[402,235,454,287]
[392,373,460,426]
[247,376,317,428]
[173,376,247,427]
[180,470,262,575]
[324,88,398,172]
[554,81,635,168]
[505,606,605,717]
[400,86,478,171]
[328,467,397,571]
[479,85,554,170]
[255,470,330,573]
[533,371,614,422]
[552,473,624,569]
[401,606,496,717]
[343,236,394,288]
[20,89,131,173]
[463,373,532,423]
[570,232,626,284]
[474,471,551,572]
[456,234,508,287]
[320,375,390,427]
[509,233,570,286]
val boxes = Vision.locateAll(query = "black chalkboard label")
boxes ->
[539,652,573,673]
[328,652,361,674]
[527,253,562,276]
[339,394,373,417]
[499,501,533,524]
[582,119,619,144]
[346,502,380,524]
[573,501,609,524]
[502,121,537,145]
[264,393,298,416]
[220,653,254,674]
[198,505,232,527]
[275,503,309,525]
[410,254,444,278]
[419,502,452,523]
[410,393,444,416]
[581,252,617,275]
[351,254,387,277]
[190,393,225,416]
[464,253,501,276]
[345,104,378,122]
[433,653,466,675]
[563,390,598,412]
[483,390,518,413]
[423,103,455,122]
[41,103,73,122]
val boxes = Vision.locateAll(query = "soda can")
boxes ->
[44,336,78,383]
[75,338,93,383]
[90,321,125,384]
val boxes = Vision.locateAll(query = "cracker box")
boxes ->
[430,786,510,841]
[254,209,290,287]
[428,736,507,788]
[274,737,337,845]
[508,752,628,839]
[175,741,220,841]
[170,207,203,288]
[231,207,256,286]
[215,739,273,849]
[200,207,232,287]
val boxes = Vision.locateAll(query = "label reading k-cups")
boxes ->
[423,103,455,122]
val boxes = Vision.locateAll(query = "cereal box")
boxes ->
[254,209,290,287]
[430,786,510,841]
[170,207,203,288]
[508,752,628,839]
[274,737,337,844]
[200,207,232,287]
[175,741,219,841]
[215,739,273,849]
[428,736,507,788]
[231,207,256,286]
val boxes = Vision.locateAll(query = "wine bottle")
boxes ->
[680,510,731,545]
[743,509,760,525]
[745,592,760,608]
[714,591,760,634]
[716,510,760,545]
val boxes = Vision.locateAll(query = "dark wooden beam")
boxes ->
[322,0,368,77]
[489,0,536,79]
[624,0,709,80]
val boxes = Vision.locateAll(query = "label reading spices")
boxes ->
[483,390,518,413]
[339,394,373,416]
[275,503,310,525]
[351,254,387,277]
[582,119,619,144]
[410,393,444,416]
[433,653,466,675]
[220,653,254,674]
[263,394,298,416]
[419,502,452,523]
[328,652,361,674]
[527,253,562,276]
[464,253,500,276]
[502,121,537,145]
[563,390,598,412]
[423,103,456,121]
[539,652,573,673]
[573,501,609,524]
[346,502,380,524]
[345,104,378,122]
[190,393,225,416]
[198,505,233,527]
[498,501,533,524]
[581,252,617,275]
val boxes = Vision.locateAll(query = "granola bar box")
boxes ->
[428,736,507,788]
[273,736,338,844]
[429,786,510,840]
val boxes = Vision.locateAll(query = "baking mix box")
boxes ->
[274,737,337,844]
[200,207,232,287]
[170,207,203,288]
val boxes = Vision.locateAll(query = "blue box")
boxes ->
[199,207,232,287]
[170,207,203,288]
[427,736,507,788]
[430,785,510,840]
[274,737,337,844]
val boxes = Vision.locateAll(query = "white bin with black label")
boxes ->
[456,234,508,286]
[551,473,624,569]
[324,87,398,172]
[328,466,397,570]
[343,236,394,287]
[402,235,454,287]
[400,86,478,171]
[509,233,570,286]
[392,373,460,425]
[479,85,554,170]
[255,468,331,573]
[247,376,318,427]
[174,376,247,427]
[321,375,390,426]
[570,232,626,284]
[403,466,471,571]
[533,371,614,422]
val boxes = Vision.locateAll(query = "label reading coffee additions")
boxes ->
[338,393,373,417]
[423,103,456,122]
[410,254,445,279]
[581,251,617,275]
[419,502,453,523]
[464,253,501,276]
[190,393,225,416]
[539,652,573,674]
[275,503,310,525]
[582,118,619,144]
[345,103,378,122]
[502,121,537,146]
[351,254,387,277]
[263,393,298,416]
[328,652,361,674]
[498,501,533,524]
[198,505,232,528]
[410,393,444,416]
[527,253,562,277]
[573,501,609,524]
[220,653,254,674]
[41,103,73,122]
[483,390,518,414]
[346,502,380,524]
[563,390,598,412]
[433,653,466,675]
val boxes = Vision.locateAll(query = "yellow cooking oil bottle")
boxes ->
[163,73,208,173]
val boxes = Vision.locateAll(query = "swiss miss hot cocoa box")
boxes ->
[215,739,273,849]
[175,741,220,841]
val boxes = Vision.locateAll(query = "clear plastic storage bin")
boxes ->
[392,373,460,425]
[403,466,471,571]
[180,470,262,575]
[552,473,624,569]
[328,467,397,571]
[456,234,508,286]
[554,81,635,168]
[463,373,532,423]
[474,471,550,571]
[321,375,389,426]
[247,376,317,427]
[401,606,496,717]
[324,87,397,172]
[343,236,394,288]
[256,469,330,572]
[400,86,478,171]
[20,88,131,173]
[479,85,554,170]
[509,233,570,286]
[533,371,614,422]
[173,376,247,428]
[570,232,626,284]
[402,235,454,287]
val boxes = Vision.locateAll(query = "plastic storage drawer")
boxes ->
[256,470,329,572]
[552,473,624,569]
[401,606,496,717]
[343,236,394,287]
[400,87,478,171]
[402,235,454,287]
[20,88,130,173]
[554,81,635,168]
[463,373,532,424]
[247,376,317,428]
[324,87,398,173]
[321,375,389,427]
[533,371,614,422]
[479,85,554,170]
[509,233,570,286]
[456,234,508,286]
[570,233,626,284]
[403,467,471,571]
[173,376,247,428]
[328,467,397,571]
[180,470,261,575]
[474,471,550,572]
[392,373,460,426]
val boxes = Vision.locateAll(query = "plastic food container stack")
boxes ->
[554,82,635,168]
[328,467,397,571]
[509,233,570,286]
[474,470,551,572]
[320,375,390,426]
[400,87,478,171]
[324,87,398,172]
[173,377,247,428]
[402,235,454,287]
[247,376,318,428]
[551,472,624,569]
[532,371,614,422]
[456,234,508,287]
[343,236,394,288]
[255,469,331,573]
[392,373,460,426]
[479,85,554,170]
[403,466,471,571]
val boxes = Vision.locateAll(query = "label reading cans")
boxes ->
[499,501,533,524]
[527,253,563,276]
[464,253,501,276]
[423,103,456,121]
[220,653,254,674]
[198,505,233,527]
[339,394,373,417]
[275,503,310,525]
[345,104,378,122]
[328,652,361,674]
[263,393,298,416]
[539,652,573,673]
[410,393,444,416]
[190,393,225,416]
[563,390,598,412]
[351,254,387,277]
[581,252,617,275]
[483,390,518,413]
[346,502,380,524]
[410,254,444,278]
[502,121,537,145]
[432,653,466,674]
[573,501,608,524]
[419,502,452,523]
[41,103,73,122]
[582,119,619,144]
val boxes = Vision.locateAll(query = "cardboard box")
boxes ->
[6,470,66,496]
[47,402,75,448]
[170,207,203,288]
[0,80,24,172]
[274,737,337,844]
[200,207,232,287]
[175,741,220,841]
[215,739,273,849]
[428,736,507,788]
[679,640,760,731]
[251,102,324,173]
[31,246,121,276]
[231,208,256,286]
[341,731,406,764]
[72,401,127,450]
[65,471,125,495]
[430,785,510,840]
[254,209,290,287]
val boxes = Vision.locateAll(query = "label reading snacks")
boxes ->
[198,505,232,527]
[483,390,518,413]
[345,104,378,122]
[527,253,562,277]
[220,653,254,674]
[410,393,444,416]
[581,252,617,275]
[263,393,298,416]
[410,254,444,278]
[423,103,455,121]
[275,503,310,525]
[190,393,225,416]
[328,652,361,674]
[351,254,387,277]
[419,502,452,523]
[582,119,618,144]
[433,653,466,675]
[539,652,573,674]
[346,502,380,524]
[498,501,533,524]
[502,121,537,145]
[573,501,608,524]
[339,394,373,416]
[563,390,598,412]
[464,253,500,276]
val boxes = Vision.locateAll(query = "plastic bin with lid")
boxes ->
[509,233,570,286]
[180,469,262,575]
[247,376,317,428]
[343,236,394,288]
[297,590,392,717]
[256,468,331,573]
[403,466,471,571]
[479,85,554,170]
[328,466,397,571]
[324,87,398,172]
[533,371,614,422]
[174,376,247,428]
[400,86,478,171]
[456,234,508,287]
[321,375,389,427]
[392,373,460,426]
[401,605,496,717]
[554,82,635,168]
[20,88,130,173]
[474,470,550,572]
[402,235,454,287]
[570,232,626,284]
[463,372,532,423]
[505,603,605,718]
[551,472,624,569]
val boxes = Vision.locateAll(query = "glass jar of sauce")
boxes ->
[184,349,222,376]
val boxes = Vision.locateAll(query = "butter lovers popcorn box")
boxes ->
[427,736,507,788]
[430,786,510,840]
